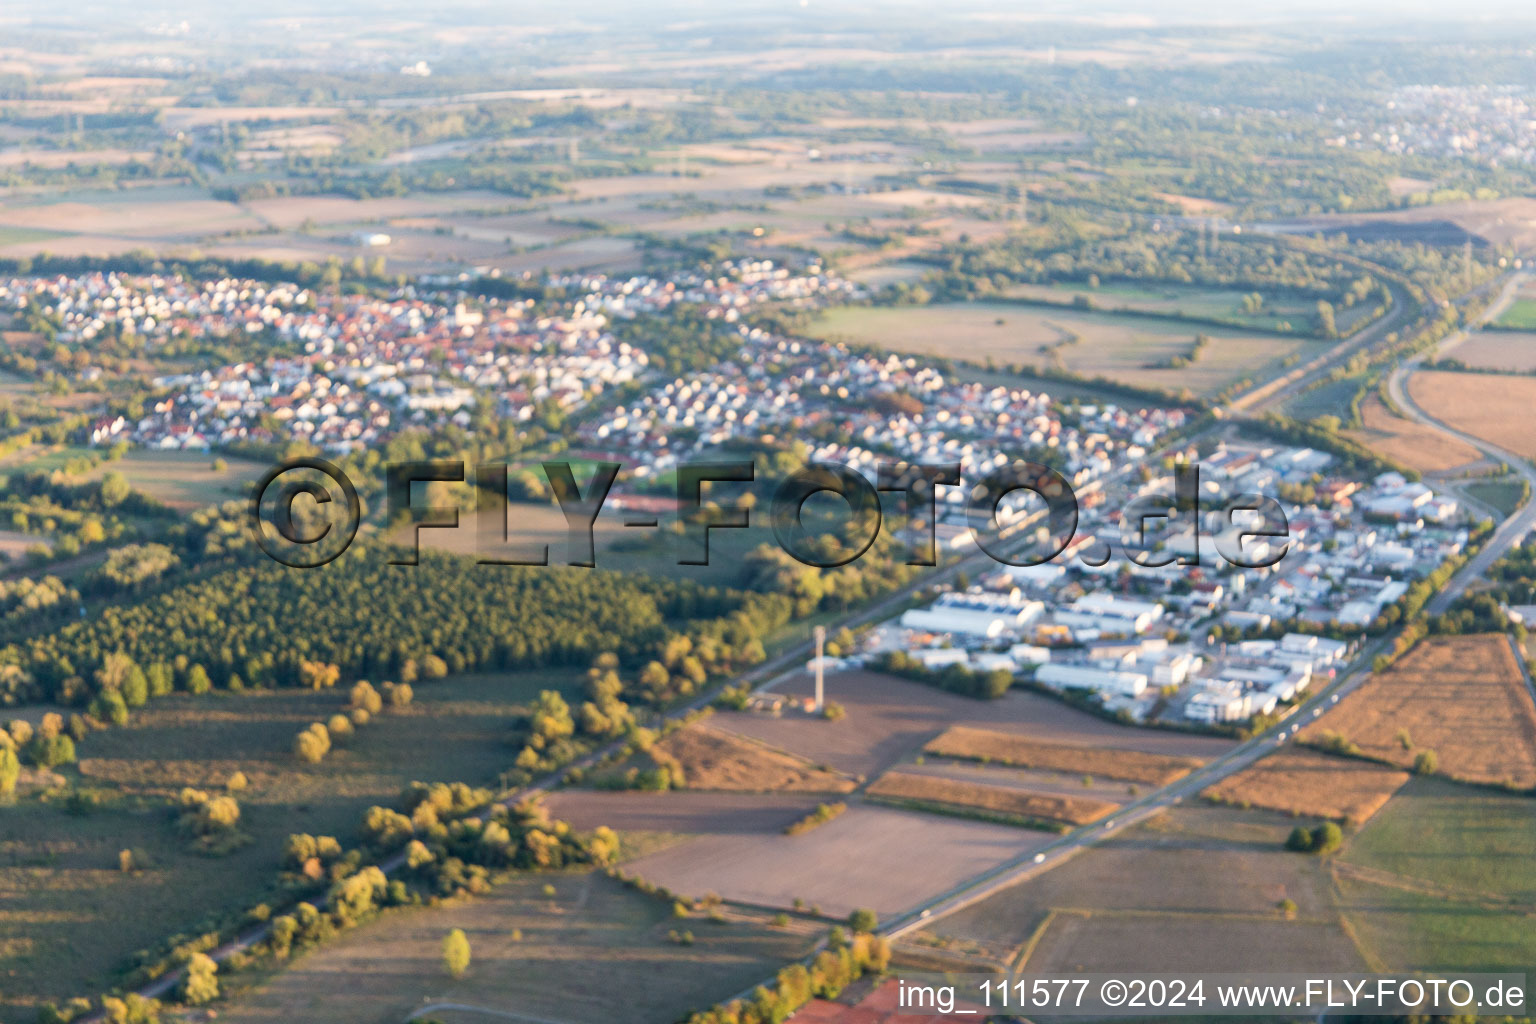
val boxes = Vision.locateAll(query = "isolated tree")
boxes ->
[0,745,19,797]
[121,665,149,707]
[1413,749,1438,775]
[1310,822,1343,855]
[185,664,212,695]
[293,722,331,764]
[298,660,340,691]
[528,690,574,743]
[1285,826,1314,852]
[146,662,174,698]
[327,713,355,742]
[442,928,471,978]
[349,681,382,715]
[848,908,879,934]
[99,471,132,508]
[90,689,130,726]
[179,952,219,1005]
[28,733,75,768]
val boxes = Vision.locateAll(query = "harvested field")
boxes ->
[1344,393,1482,474]
[1202,746,1410,824]
[716,671,1232,780]
[1443,329,1536,372]
[866,769,1115,827]
[924,725,1204,786]
[1409,370,1536,461]
[1299,634,1536,789]
[653,722,856,793]
[548,790,828,835]
[617,803,1045,918]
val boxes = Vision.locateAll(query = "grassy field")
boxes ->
[1409,369,1536,463]
[1202,745,1410,824]
[1335,776,1536,972]
[0,670,579,1015]
[805,302,1309,399]
[0,225,71,248]
[1299,634,1536,789]
[924,725,1205,786]
[1002,281,1318,333]
[1464,478,1529,518]
[213,870,821,1024]
[1491,297,1536,330]
[865,769,1115,827]
[1283,370,1370,422]
[82,449,270,511]
[4,447,267,511]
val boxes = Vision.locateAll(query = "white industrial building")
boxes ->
[909,648,970,669]
[1056,593,1164,636]
[900,592,1043,638]
[1185,685,1247,723]
[1035,662,1149,697]
[1009,643,1052,665]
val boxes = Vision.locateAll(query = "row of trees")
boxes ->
[874,650,1014,700]
[292,679,414,764]
[682,925,892,1024]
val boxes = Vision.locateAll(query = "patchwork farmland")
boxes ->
[1298,634,1536,790]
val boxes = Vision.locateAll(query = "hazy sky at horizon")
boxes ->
[8,0,1536,29]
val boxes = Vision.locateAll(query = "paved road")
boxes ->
[406,1004,568,1024]
[1385,272,1536,617]
[882,270,1534,942]
[1228,279,1420,415]
[880,631,1389,941]
[107,260,1504,1018]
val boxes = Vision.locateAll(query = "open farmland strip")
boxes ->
[924,725,1203,786]
[865,769,1116,827]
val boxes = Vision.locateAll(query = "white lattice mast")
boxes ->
[813,625,826,713]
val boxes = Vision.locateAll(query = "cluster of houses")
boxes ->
[866,441,1469,729]
[21,260,859,453]
[579,326,1187,490]
[41,262,1187,488]
[0,272,314,345]
[1334,84,1536,167]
